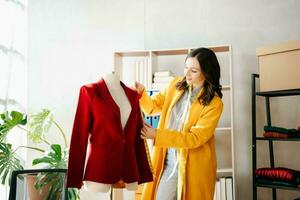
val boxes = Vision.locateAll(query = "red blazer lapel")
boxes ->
[120,81,136,109]
[97,79,120,118]
[98,79,140,130]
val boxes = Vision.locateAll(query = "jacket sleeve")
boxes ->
[139,77,176,116]
[154,98,223,149]
[66,86,92,188]
[139,89,166,116]
[135,101,153,184]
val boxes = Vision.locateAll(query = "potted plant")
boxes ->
[0,111,27,185]
[0,109,79,199]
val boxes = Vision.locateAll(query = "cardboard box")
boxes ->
[256,40,300,92]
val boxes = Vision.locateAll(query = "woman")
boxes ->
[134,47,224,200]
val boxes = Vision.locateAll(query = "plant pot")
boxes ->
[26,174,60,200]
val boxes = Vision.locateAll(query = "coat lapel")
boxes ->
[97,79,138,130]
[97,79,120,117]
[121,82,137,132]
[163,88,184,129]
[168,89,184,114]
[120,81,136,112]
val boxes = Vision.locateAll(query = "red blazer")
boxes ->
[66,79,153,188]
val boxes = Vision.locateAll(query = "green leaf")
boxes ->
[50,180,62,199]
[28,109,53,144]
[32,157,53,166]
[10,111,24,123]
[34,172,64,200]
[32,144,67,168]
[35,173,55,190]
[68,188,79,200]
[0,111,27,142]
[46,183,55,200]
[51,144,62,159]
[0,143,24,185]
[20,116,27,125]
[2,168,9,185]
[0,113,7,120]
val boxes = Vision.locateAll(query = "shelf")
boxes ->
[255,89,300,97]
[256,137,300,141]
[114,51,149,57]
[116,47,235,200]
[191,45,230,53]
[222,85,231,90]
[216,127,232,131]
[252,73,300,199]
[256,183,300,191]
[115,45,230,57]
[217,168,233,179]
[217,168,233,173]
[152,49,189,56]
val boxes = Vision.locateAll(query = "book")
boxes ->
[135,60,139,82]
[140,60,145,86]
[143,58,148,88]
[225,177,233,200]
[147,58,152,88]
[216,181,221,200]
[220,178,226,200]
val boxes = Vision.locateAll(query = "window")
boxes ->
[0,0,27,198]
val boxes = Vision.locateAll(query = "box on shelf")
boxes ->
[256,40,300,92]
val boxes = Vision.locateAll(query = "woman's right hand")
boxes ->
[132,81,145,95]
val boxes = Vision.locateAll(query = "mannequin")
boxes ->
[67,71,153,199]
[83,73,138,193]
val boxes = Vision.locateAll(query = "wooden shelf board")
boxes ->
[152,49,189,56]
[217,168,233,173]
[216,127,232,131]
[255,89,300,97]
[190,45,230,53]
[222,85,231,90]
[256,183,300,191]
[115,51,149,57]
[256,137,300,141]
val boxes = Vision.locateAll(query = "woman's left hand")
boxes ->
[141,122,157,140]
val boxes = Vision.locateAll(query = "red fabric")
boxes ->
[255,168,296,182]
[66,79,153,189]
[263,131,289,138]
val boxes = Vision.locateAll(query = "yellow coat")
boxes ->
[140,77,223,200]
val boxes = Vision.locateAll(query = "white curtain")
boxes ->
[0,0,27,199]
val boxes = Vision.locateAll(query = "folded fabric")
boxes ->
[263,132,289,138]
[264,125,300,137]
[154,71,174,77]
[256,177,299,187]
[255,167,300,185]
[153,76,175,83]
[152,82,169,91]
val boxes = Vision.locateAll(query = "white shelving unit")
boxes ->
[114,45,235,200]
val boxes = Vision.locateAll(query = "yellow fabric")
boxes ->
[140,77,223,200]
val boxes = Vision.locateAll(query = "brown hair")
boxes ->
[176,48,222,106]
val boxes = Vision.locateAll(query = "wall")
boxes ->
[0,1,27,199]
[28,0,300,199]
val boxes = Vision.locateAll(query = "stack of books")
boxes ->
[152,71,175,91]
[135,58,151,89]
[214,177,233,200]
